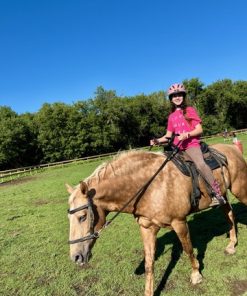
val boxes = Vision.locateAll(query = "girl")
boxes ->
[150,83,226,207]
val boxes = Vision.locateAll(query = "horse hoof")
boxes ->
[190,272,203,285]
[224,247,236,255]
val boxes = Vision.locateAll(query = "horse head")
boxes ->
[66,181,105,266]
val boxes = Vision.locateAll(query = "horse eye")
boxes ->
[79,215,86,223]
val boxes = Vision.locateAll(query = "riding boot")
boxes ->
[209,180,226,207]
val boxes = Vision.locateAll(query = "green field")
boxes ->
[1,135,247,296]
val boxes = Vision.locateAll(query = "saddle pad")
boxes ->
[164,144,227,177]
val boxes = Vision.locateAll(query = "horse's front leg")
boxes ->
[171,219,202,285]
[221,203,237,254]
[138,217,160,296]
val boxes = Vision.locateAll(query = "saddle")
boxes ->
[163,142,228,208]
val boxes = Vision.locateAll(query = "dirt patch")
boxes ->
[133,248,143,256]
[7,215,23,221]
[190,283,207,295]
[32,197,64,206]
[230,279,247,296]
[0,176,39,187]
[32,199,50,206]
[10,230,21,237]
[35,275,52,287]
[163,279,177,292]
[73,275,99,295]
[73,283,88,296]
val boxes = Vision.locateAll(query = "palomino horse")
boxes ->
[66,144,247,296]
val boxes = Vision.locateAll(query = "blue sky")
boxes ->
[0,0,247,114]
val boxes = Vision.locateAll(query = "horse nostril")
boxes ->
[73,254,83,263]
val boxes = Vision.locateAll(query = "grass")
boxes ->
[1,135,247,296]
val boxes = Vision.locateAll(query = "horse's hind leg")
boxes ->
[229,158,247,205]
[171,220,202,285]
[231,179,247,205]
[138,218,160,296]
[221,203,237,255]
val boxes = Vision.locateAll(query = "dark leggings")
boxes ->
[185,146,215,186]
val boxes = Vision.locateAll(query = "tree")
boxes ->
[197,80,235,134]
[183,78,205,115]
[229,81,247,129]
[85,87,121,154]
[128,92,168,147]
[0,107,36,169]
[36,102,90,162]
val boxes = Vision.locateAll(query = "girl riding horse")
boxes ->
[150,83,226,207]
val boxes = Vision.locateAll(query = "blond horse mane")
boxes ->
[84,150,163,186]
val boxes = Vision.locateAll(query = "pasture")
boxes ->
[1,134,247,296]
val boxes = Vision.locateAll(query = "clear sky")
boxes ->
[0,0,247,114]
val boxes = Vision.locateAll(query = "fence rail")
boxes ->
[0,152,119,183]
[1,128,247,184]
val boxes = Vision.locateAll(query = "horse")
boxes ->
[66,143,247,296]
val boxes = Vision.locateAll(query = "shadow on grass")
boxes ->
[134,202,247,296]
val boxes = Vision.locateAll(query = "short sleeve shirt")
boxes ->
[167,106,202,150]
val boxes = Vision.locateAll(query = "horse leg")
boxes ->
[138,217,160,296]
[230,172,247,205]
[171,220,202,285]
[224,162,247,255]
[221,203,237,255]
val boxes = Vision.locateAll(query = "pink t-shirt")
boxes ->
[167,106,202,150]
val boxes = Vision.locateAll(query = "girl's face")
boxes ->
[171,93,184,106]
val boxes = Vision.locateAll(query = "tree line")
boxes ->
[0,78,246,170]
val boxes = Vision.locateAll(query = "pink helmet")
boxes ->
[167,83,187,98]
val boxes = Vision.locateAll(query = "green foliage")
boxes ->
[0,107,39,169]
[229,81,247,129]
[35,102,91,163]
[196,79,247,132]
[0,79,247,169]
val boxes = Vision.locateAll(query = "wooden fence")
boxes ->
[0,152,119,184]
[1,128,247,184]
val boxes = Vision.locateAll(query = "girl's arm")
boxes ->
[178,123,203,141]
[150,130,173,146]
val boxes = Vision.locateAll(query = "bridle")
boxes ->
[67,197,99,244]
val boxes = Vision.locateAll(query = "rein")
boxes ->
[104,142,181,226]
[68,141,181,244]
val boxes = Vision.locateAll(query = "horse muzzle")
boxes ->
[71,249,92,266]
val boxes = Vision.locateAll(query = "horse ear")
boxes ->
[80,181,88,195]
[65,183,74,194]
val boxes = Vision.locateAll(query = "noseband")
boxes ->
[68,197,99,244]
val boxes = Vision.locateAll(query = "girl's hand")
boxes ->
[178,132,190,141]
[150,138,160,146]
